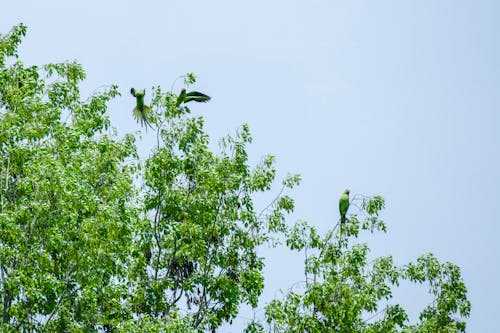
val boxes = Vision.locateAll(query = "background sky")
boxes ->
[2,1,499,331]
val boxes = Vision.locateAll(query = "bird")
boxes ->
[130,88,153,130]
[339,189,350,224]
[175,88,211,107]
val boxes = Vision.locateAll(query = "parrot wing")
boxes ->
[184,91,211,103]
[133,105,153,131]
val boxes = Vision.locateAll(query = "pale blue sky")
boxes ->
[2,1,499,331]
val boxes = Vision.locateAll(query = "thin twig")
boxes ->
[256,184,286,221]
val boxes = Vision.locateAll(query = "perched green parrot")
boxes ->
[175,88,211,107]
[130,88,152,130]
[339,189,350,224]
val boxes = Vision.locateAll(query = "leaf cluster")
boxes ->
[257,196,470,332]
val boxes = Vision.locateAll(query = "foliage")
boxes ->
[256,196,470,332]
[0,24,139,331]
[0,24,469,332]
[126,83,300,331]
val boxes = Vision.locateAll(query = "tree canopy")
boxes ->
[0,24,470,332]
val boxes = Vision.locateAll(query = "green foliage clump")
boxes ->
[0,24,469,332]
[258,196,470,332]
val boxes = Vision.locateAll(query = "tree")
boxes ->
[124,75,300,332]
[257,196,470,332]
[0,24,139,332]
[0,24,470,332]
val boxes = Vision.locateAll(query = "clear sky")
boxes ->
[2,1,499,331]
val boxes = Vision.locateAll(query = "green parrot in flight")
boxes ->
[175,88,211,107]
[339,189,350,224]
[130,88,153,130]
